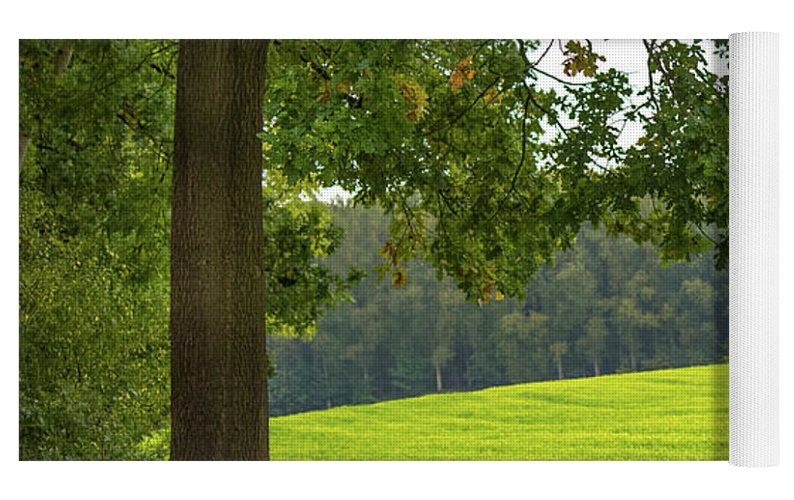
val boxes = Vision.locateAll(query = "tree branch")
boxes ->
[525,85,569,137]
[437,189,459,216]
[642,39,660,113]
[531,67,594,87]
[424,76,501,136]
[533,40,555,67]
[488,87,533,223]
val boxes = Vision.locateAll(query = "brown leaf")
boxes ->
[449,71,465,91]
[392,267,407,287]
[455,55,473,69]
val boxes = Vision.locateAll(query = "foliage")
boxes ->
[262,169,363,339]
[19,40,175,459]
[598,40,729,268]
[262,39,729,303]
[19,40,360,459]
[266,206,727,416]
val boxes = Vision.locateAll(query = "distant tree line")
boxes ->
[268,205,727,416]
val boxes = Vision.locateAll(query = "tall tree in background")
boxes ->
[170,40,270,460]
[577,315,608,376]
[614,271,660,371]
[433,280,463,392]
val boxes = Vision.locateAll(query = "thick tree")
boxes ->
[170,40,270,460]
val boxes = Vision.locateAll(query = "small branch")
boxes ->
[519,39,555,71]
[694,221,719,246]
[531,67,594,87]
[92,41,178,95]
[488,87,532,223]
[533,40,555,67]
[586,155,611,172]
[312,40,333,60]
[299,53,331,80]
[642,39,660,112]
[471,39,491,60]
[647,40,677,103]
[424,76,501,136]
[437,189,459,216]
[525,84,569,138]
[393,183,418,243]
[150,63,175,80]
[115,111,172,165]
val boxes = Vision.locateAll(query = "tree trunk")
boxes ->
[53,43,73,77]
[435,364,443,392]
[630,349,637,372]
[170,39,270,460]
[594,359,600,377]
[19,133,29,171]
[556,359,564,380]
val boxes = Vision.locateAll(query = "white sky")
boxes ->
[532,39,726,146]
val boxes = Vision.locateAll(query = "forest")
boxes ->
[268,204,727,416]
[19,39,728,460]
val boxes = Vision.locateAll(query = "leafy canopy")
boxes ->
[262,39,728,302]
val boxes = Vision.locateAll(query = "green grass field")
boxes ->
[270,364,727,460]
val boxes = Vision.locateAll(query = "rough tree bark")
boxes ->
[171,39,270,460]
[19,133,29,171]
[53,44,73,77]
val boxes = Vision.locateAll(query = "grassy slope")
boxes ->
[271,364,727,460]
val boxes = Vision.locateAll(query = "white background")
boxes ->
[1,2,791,499]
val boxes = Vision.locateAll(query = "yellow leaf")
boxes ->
[379,240,398,264]
[335,80,352,94]
[480,284,493,304]
[396,78,429,122]
[316,80,330,103]
[483,88,504,105]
